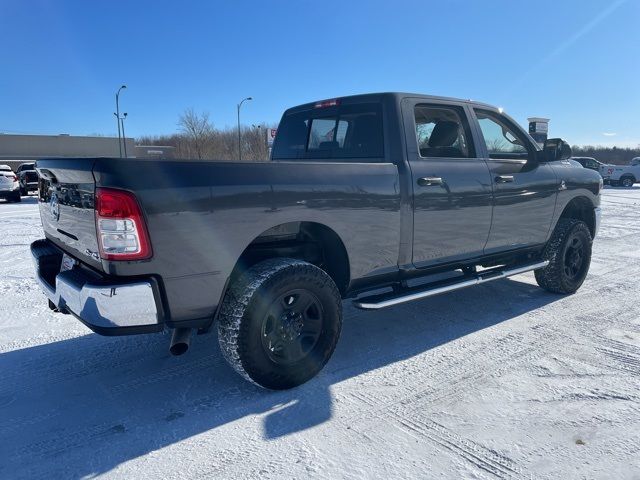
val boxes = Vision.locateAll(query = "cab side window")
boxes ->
[414,105,473,158]
[475,110,530,160]
[272,103,384,161]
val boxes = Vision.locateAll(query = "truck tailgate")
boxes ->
[36,158,103,271]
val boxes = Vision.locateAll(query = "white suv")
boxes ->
[0,165,21,203]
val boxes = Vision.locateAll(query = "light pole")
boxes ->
[237,97,252,161]
[114,85,126,158]
[121,112,128,158]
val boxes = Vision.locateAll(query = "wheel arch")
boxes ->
[230,221,351,295]
[557,195,596,238]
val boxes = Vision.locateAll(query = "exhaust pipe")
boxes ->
[169,328,192,356]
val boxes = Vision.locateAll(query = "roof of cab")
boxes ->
[284,92,498,114]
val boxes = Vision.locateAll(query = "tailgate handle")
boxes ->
[417,177,443,186]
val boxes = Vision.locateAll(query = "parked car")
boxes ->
[568,159,584,168]
[630,157,640,166]
[0,165,21,203]
[16,162,39,195]
[31,92,602,389]
[571,157,614,181]
[608,164,640,187]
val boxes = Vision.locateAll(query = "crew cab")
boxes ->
[16,162,39,195]
[32,92,602,389]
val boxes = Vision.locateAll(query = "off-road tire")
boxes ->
[535,219,592,294]
[217,258,342,389]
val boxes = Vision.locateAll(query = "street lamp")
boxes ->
[121,112,128,158]
[114,85,127,158]
[237,97,252,161]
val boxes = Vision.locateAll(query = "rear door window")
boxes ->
[414,105,474,158]
[272,103,384,160]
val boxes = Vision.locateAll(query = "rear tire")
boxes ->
[535,219,592,294]
[217,258,342,389]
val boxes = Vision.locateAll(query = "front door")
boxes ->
[402,100,493,268]
[472,108,559,253]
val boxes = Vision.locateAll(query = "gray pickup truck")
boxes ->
[32,92,602,389]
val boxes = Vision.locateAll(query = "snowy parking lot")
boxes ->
[1,189,639,479]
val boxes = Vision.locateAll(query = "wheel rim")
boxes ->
[563,235,586,280]
[260,289,324,365]
[623,178,633,187]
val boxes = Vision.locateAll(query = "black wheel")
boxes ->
[217,258,342,389]
[621,176,635,188]
[20,185,27,196]
[13,192,21,202]
[535,219,592,294]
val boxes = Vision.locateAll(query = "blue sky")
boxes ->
[1,0,638,146]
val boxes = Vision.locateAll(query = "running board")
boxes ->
[352,260,548,310]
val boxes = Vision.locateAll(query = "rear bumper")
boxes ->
[31,239,163,335]
[0,186,19,196]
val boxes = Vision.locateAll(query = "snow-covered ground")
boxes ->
[1,189,639,479]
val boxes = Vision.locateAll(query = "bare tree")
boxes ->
[178,108,213,160]
[139,113,277,162]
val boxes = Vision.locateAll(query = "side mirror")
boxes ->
[541,138,572,162]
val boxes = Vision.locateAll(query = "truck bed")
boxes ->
[36,157,401,325]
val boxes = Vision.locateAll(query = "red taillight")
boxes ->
[95,187,152,261]
[314,98,340,108]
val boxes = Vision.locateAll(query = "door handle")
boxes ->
[495,175,514,183]
[417,177,443,186]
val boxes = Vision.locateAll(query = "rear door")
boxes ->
[471,108,558,253]
[401,99,493,268]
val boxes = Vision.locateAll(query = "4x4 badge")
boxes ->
[50,194,60,221]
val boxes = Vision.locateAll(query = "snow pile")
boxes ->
[0,190,639,479]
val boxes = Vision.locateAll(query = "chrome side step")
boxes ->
[352,260,548,310]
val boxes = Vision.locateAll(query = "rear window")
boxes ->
[272,103,384,160]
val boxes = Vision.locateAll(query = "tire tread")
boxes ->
[535,218,591,294]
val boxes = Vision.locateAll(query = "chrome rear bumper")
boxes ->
[31,239,163,335]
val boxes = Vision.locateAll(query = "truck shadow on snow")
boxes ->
[1,278,562,478]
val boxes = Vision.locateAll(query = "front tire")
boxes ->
[535,219,592,294]
[217,258,342,389]
[621,176,635,188]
